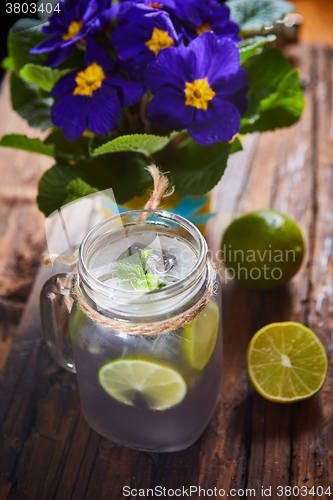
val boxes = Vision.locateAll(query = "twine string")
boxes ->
[135,165,174,222]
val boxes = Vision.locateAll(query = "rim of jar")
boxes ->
[77,210,209,316]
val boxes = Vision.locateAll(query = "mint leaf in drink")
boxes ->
[140,249,152,270]
[117,260,140,282]
[118,249,168,291]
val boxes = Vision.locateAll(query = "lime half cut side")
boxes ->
[184,301,220,370]
[247,322,328,403]
[98,359,187,411]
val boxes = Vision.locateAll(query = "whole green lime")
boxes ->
[221,209,305,289]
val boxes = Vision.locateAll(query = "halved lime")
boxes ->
[247,322,328,403]
[183,301,220,370]
[98,359,187,410]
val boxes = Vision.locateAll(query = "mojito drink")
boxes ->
[70,216,222,451]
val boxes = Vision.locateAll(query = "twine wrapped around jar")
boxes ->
[74,261,216,335]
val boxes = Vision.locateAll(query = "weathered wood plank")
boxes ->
[289,45,333,494]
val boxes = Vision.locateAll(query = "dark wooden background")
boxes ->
[0,44,332,499]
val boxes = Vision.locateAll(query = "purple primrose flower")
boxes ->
[118,0,177,16]
[30,0,112,67]
[111,6,179,78]
[172,0,240,42]
[146,31,248,145]
[50,38,144,140]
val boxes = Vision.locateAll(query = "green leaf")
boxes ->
[228,0,295,32]
[37,163,83,216]
[2,56,15,71]
[239,35,276,64]
[230,136,243,155]
[145,274,162,290]
[44,128,90,160]
[241,47,304,133]
[91,133,176,157]
[133,278,151,291]
[140,249,152,269]
[38,165,98,215]
[10,72,52,130]
[64,178,98,204]
[37,152,152,216]
[8,19,47,73]
[118,249,166,290]
[156,138,231,197]
[20,64,69,92]
[118,260,140,282]
[2,129,92,163]
[80,154,152,204]
[0,134,54,156]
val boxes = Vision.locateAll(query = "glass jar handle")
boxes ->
[40,273,76,373]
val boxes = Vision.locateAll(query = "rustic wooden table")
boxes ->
[0,44,332,500]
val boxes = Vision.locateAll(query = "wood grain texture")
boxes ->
[0,45,332,500]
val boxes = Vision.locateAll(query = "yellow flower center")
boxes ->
[148,2,163,8]
[73,62,106,97]
[145,27,174,56]
[196,22,212,35]
[62,20,83,41]
[184,77,216,111]
[83,130,95,138]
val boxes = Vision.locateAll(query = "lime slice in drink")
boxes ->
[184,301,219,370]
[247,322,328,403]
[98,359,187,410]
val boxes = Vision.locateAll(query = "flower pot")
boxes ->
[124,190,213,236]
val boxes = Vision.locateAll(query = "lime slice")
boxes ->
[247,322,328,403]
[98,359,187,411]
[184,301,219,370]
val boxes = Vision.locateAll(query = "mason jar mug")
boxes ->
[40,210,223,452]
